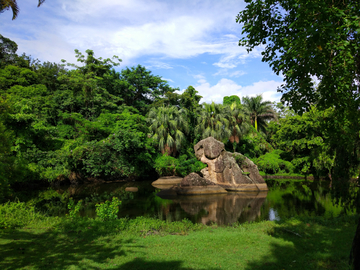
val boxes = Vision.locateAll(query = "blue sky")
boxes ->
[1,0,284,104]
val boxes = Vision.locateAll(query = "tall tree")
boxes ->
[223,95,241,106]
[179,86,202,144]
[147,106,189,156]
[237,0,360,267]
[118,65,176,114]
[227,102,249,144]
[242,95,276,133]
[58,49,122,119]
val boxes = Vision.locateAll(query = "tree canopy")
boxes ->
[237,0,360,266]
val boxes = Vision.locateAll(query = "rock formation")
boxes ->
[175,172,227,195]
[194,137,267,191]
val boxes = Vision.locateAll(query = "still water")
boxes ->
[27,179,357,225]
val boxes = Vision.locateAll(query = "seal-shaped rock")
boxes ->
[193,137,268,192]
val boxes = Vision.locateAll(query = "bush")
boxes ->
[68,198,83,218]
[226,126,273,159]
[95,197,121,221]
[154,154,206,177]
[154,155,177,176]
[175,155,206,177]
[0,200,44,229]
[255,150,294,174]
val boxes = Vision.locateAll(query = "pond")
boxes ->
[20,179,358,225]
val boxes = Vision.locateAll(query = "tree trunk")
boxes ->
[350,216,360,269]
[254,115,258,131]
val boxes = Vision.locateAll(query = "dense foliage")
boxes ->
[255,149,294,175]
[237,0,360,266]
[1,33,358,214]
[154,154,206,177]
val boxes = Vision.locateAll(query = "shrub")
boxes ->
[68,198,82,218]
[154,155,178,176]
[0,200,44,229]
[175,155,206,177]
[95,197,121,221]
[154,154,206,177]
[255,150,294,174]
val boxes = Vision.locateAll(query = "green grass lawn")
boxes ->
[0,215,357,270]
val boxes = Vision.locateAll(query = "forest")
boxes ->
[0,34,345,202]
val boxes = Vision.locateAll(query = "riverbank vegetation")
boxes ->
[0,199,357,269]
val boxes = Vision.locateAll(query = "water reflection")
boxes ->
[18,179,358,225]
[158,192,267,225]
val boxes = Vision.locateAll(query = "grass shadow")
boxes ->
[243,216,358,270]
[116,257,217,270]
[0,219,139,269]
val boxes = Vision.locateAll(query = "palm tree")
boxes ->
[147,106,189,156]
[195,102,231,141]
[0,0,44,20]
[227,102,250,144]
[242,95,277,133]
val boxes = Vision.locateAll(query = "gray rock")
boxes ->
[181,173,215,186]
[194,137,224,159]
[193,137,268,191]
[174,173,227,195]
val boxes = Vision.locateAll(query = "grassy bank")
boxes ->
[0,202,357,270]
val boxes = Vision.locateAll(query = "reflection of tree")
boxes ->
[264,180,356,220]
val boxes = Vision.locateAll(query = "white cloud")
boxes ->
[229,70,246,77]
[240,80,283,102]
[162,78,174,83]
[2,0,255,64]
[194,78,283,104]
[195,78,242,104]
[0,0,283,97]
[213,69,246,78]
[146,60,173,70]
[214,62,237,69]
[13,31,76,63]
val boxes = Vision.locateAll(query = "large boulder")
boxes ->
[174,173,227,195]
[194,137,267,191]
[181,173,216,186]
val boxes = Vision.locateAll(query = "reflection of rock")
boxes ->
[171,192,267,225]
[194,137,267,192]
[175,173,227,195]
[68,172,84,185]
[156,187,178,199]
